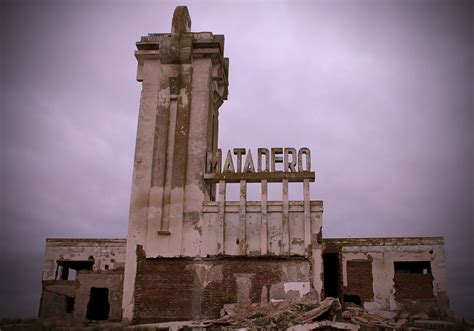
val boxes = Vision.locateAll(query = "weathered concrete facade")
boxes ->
[122,6,231,321]
[323,237,450,317]
[121,6,325,322]
[39,6,450,324]
[39,239,126,321]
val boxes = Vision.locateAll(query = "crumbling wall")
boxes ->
[42,239,126,280]
[393,261,435,301]
[39,271,124,322]
[74,271,124,321]
[323,237,449,313]
[394,273,434,300]
[343,260,374,302]
[40,239,126,321]
[39,281,77,319]
[133,246,313,323]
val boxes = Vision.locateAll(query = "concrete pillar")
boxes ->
[239,180,247,255]
[260,180,268,255]
[122,59,161,322]
[282,179,289,254]
[303,179,311,252]
[218,180,226,254]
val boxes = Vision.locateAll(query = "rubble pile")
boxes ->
[130,292,470,330]
[215,296,347,330]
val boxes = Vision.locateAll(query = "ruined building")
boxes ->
[39,7,450,324]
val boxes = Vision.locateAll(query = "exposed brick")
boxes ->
[394,273,434,300]
[133,245,309,323]
[343,260,373,301]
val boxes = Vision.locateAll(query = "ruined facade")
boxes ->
[322,237,449,317]
[39,239,126,321]
[39,7,450,324]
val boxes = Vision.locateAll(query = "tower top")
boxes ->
[171,6,191,34]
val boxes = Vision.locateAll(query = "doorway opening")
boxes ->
[86,287,110,320]
[65,296,75,314]
[323,253,339,298]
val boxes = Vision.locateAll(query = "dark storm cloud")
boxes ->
[1,0,472,319]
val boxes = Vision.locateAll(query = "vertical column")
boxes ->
[168,65,192,253]
[260,179,268,255]
[303,179,311,252]
[239,180,247,255]
[123,59,162,322]
[182,58,213,256]
[158,93,177,235]
[217,180,226,254]
[282,179,289,255]
[149,73,171,236]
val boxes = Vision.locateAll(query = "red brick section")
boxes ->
[343,260,374,301]
[394,273,434,300]
[133,245,308,324]
[133,247,194,323]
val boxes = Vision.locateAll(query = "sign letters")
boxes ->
[207,148,311,174]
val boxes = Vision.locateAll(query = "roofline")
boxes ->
[323,236,444,245]
[46,238,127,243]
[324,236,444,240]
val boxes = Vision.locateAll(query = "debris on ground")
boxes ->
[127,291,470,330]
[3,293,470,330]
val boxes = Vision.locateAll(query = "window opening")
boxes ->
[394,261,431,274]
[65,297,75,313]
[56,260,94,280]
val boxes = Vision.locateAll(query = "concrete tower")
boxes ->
[122,7,229,321]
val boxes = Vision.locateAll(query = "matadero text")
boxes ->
[207,148,311,174]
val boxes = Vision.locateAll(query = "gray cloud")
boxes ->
[1,0,472,320]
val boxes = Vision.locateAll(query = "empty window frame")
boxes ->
[394,261,431,274]
[56,260,94,280]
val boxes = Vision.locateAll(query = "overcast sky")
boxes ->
[1,0,472,320]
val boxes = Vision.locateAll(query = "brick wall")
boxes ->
[133,245,310,324]
[394,273,434,300]
[343,260,374,302]
[134,255,194,322]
